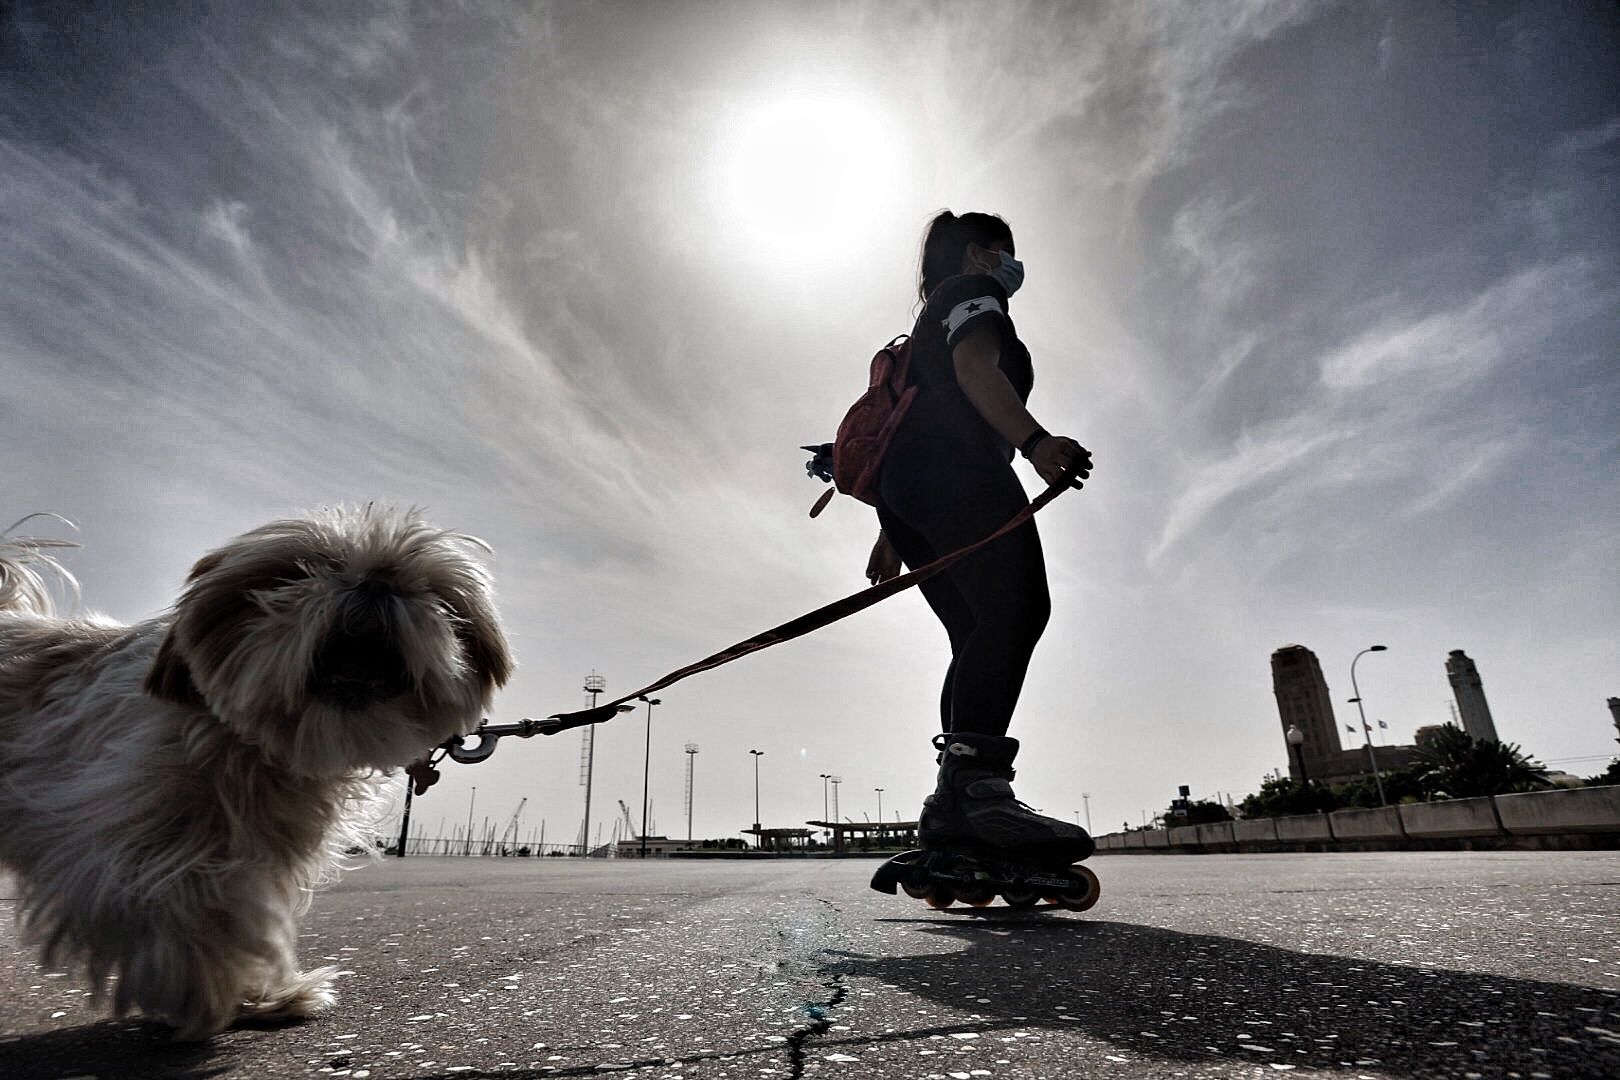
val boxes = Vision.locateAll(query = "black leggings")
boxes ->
[876,434,1051,739]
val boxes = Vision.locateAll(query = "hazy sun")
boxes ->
[710,88,904,263]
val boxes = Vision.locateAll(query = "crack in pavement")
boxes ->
[784,971,848,1079]
[783,896,849,1079]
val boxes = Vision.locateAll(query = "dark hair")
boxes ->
[917,210,1014,301]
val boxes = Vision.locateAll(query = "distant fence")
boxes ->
[1096,784,1620,854]
[385,835,595,857]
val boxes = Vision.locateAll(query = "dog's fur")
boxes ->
[0,507,512,1039]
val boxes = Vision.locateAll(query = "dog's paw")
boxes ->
[241,965,339,1021]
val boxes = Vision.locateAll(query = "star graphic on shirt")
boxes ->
[965,302,983,313]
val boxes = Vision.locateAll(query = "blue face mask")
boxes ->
[988,249,1024,297]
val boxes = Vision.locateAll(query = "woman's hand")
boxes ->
[1029,435,1093,489]
[866,532,902,585]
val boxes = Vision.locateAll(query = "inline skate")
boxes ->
[870,733,1099,911]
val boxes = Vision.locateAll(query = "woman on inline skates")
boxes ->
[866,210,1096,879]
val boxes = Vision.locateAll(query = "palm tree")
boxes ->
[1586,758,1620,786]
[1416,724,1551,798]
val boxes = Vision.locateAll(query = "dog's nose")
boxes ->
[339,580,396,638]
[311,583,411,708]
[354,578,392,600]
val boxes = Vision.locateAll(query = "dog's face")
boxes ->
[145,507,513,777]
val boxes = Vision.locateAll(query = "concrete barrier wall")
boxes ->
[1233,818,1279,843]
[1274,813,1333,842]
[1092,787,1620,854]
[1330,806,1404,839]
[1496,785,1620,835]
[1168,825,1200,848]
[1399,797,1501,839]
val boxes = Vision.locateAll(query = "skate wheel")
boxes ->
[1001,889,1040,909]
[1057,865,1101,912]
[901,880,931,900]
[957,885,996,907]
[924,886,956,909]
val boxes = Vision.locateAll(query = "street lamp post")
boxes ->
[638,696,660,858]
[464,785,477,857]
[580,672,604,855]
[874,787,884,841]
[1081,792,1092,834]
[818,774,833,844]
[749,750,764,848]
[396,772,414,858]
[1286,723,1311,786]
[1349,645,1389,806]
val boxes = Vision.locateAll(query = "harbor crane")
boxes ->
[500,798,527,853]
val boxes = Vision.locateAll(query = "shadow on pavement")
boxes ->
[6,919,1616,1079]
[826,917,1620,1077]
[0,1018,231,1080]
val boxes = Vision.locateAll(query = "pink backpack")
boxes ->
[808,334,915,517]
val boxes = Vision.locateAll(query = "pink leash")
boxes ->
[538,469,1081,734]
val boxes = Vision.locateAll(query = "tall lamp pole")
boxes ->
[875,787,884,835]
[1286,723,1311,786]
[819,774,833,843]
[829,777,841,825]
[638,696,660,858]
[464,785,477,857]
[1081,792,1092,834]
[749,750,764,848]
[1349,645,1389,806]
[580,672,604,855]
[684,743,700,844]
[396,773,414,858]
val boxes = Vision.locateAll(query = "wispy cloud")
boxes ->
[1149,419,1348,561]
[1319,259,1595,392]
[1151,256,1613,565]
[1552,115,1620,156]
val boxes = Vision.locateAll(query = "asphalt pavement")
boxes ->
[3,851,1618,1079]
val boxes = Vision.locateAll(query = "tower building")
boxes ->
[1271,645,1339,780]
[1446,650,1499,743]
[1270,644,1423,786]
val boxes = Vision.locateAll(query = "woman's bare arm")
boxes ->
[951,323,1041,447]
[952,323,1093,487]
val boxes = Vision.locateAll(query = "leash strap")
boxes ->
[539,470,1079,734]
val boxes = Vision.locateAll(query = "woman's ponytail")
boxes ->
[916,210,1014,302]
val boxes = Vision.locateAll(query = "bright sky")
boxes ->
[3,2,1617,846]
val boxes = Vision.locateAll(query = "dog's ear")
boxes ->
[456,616,514,693]
[186,550,226,583]
[144,629,205,707]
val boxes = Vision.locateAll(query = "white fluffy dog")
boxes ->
[0,508,512,1039]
